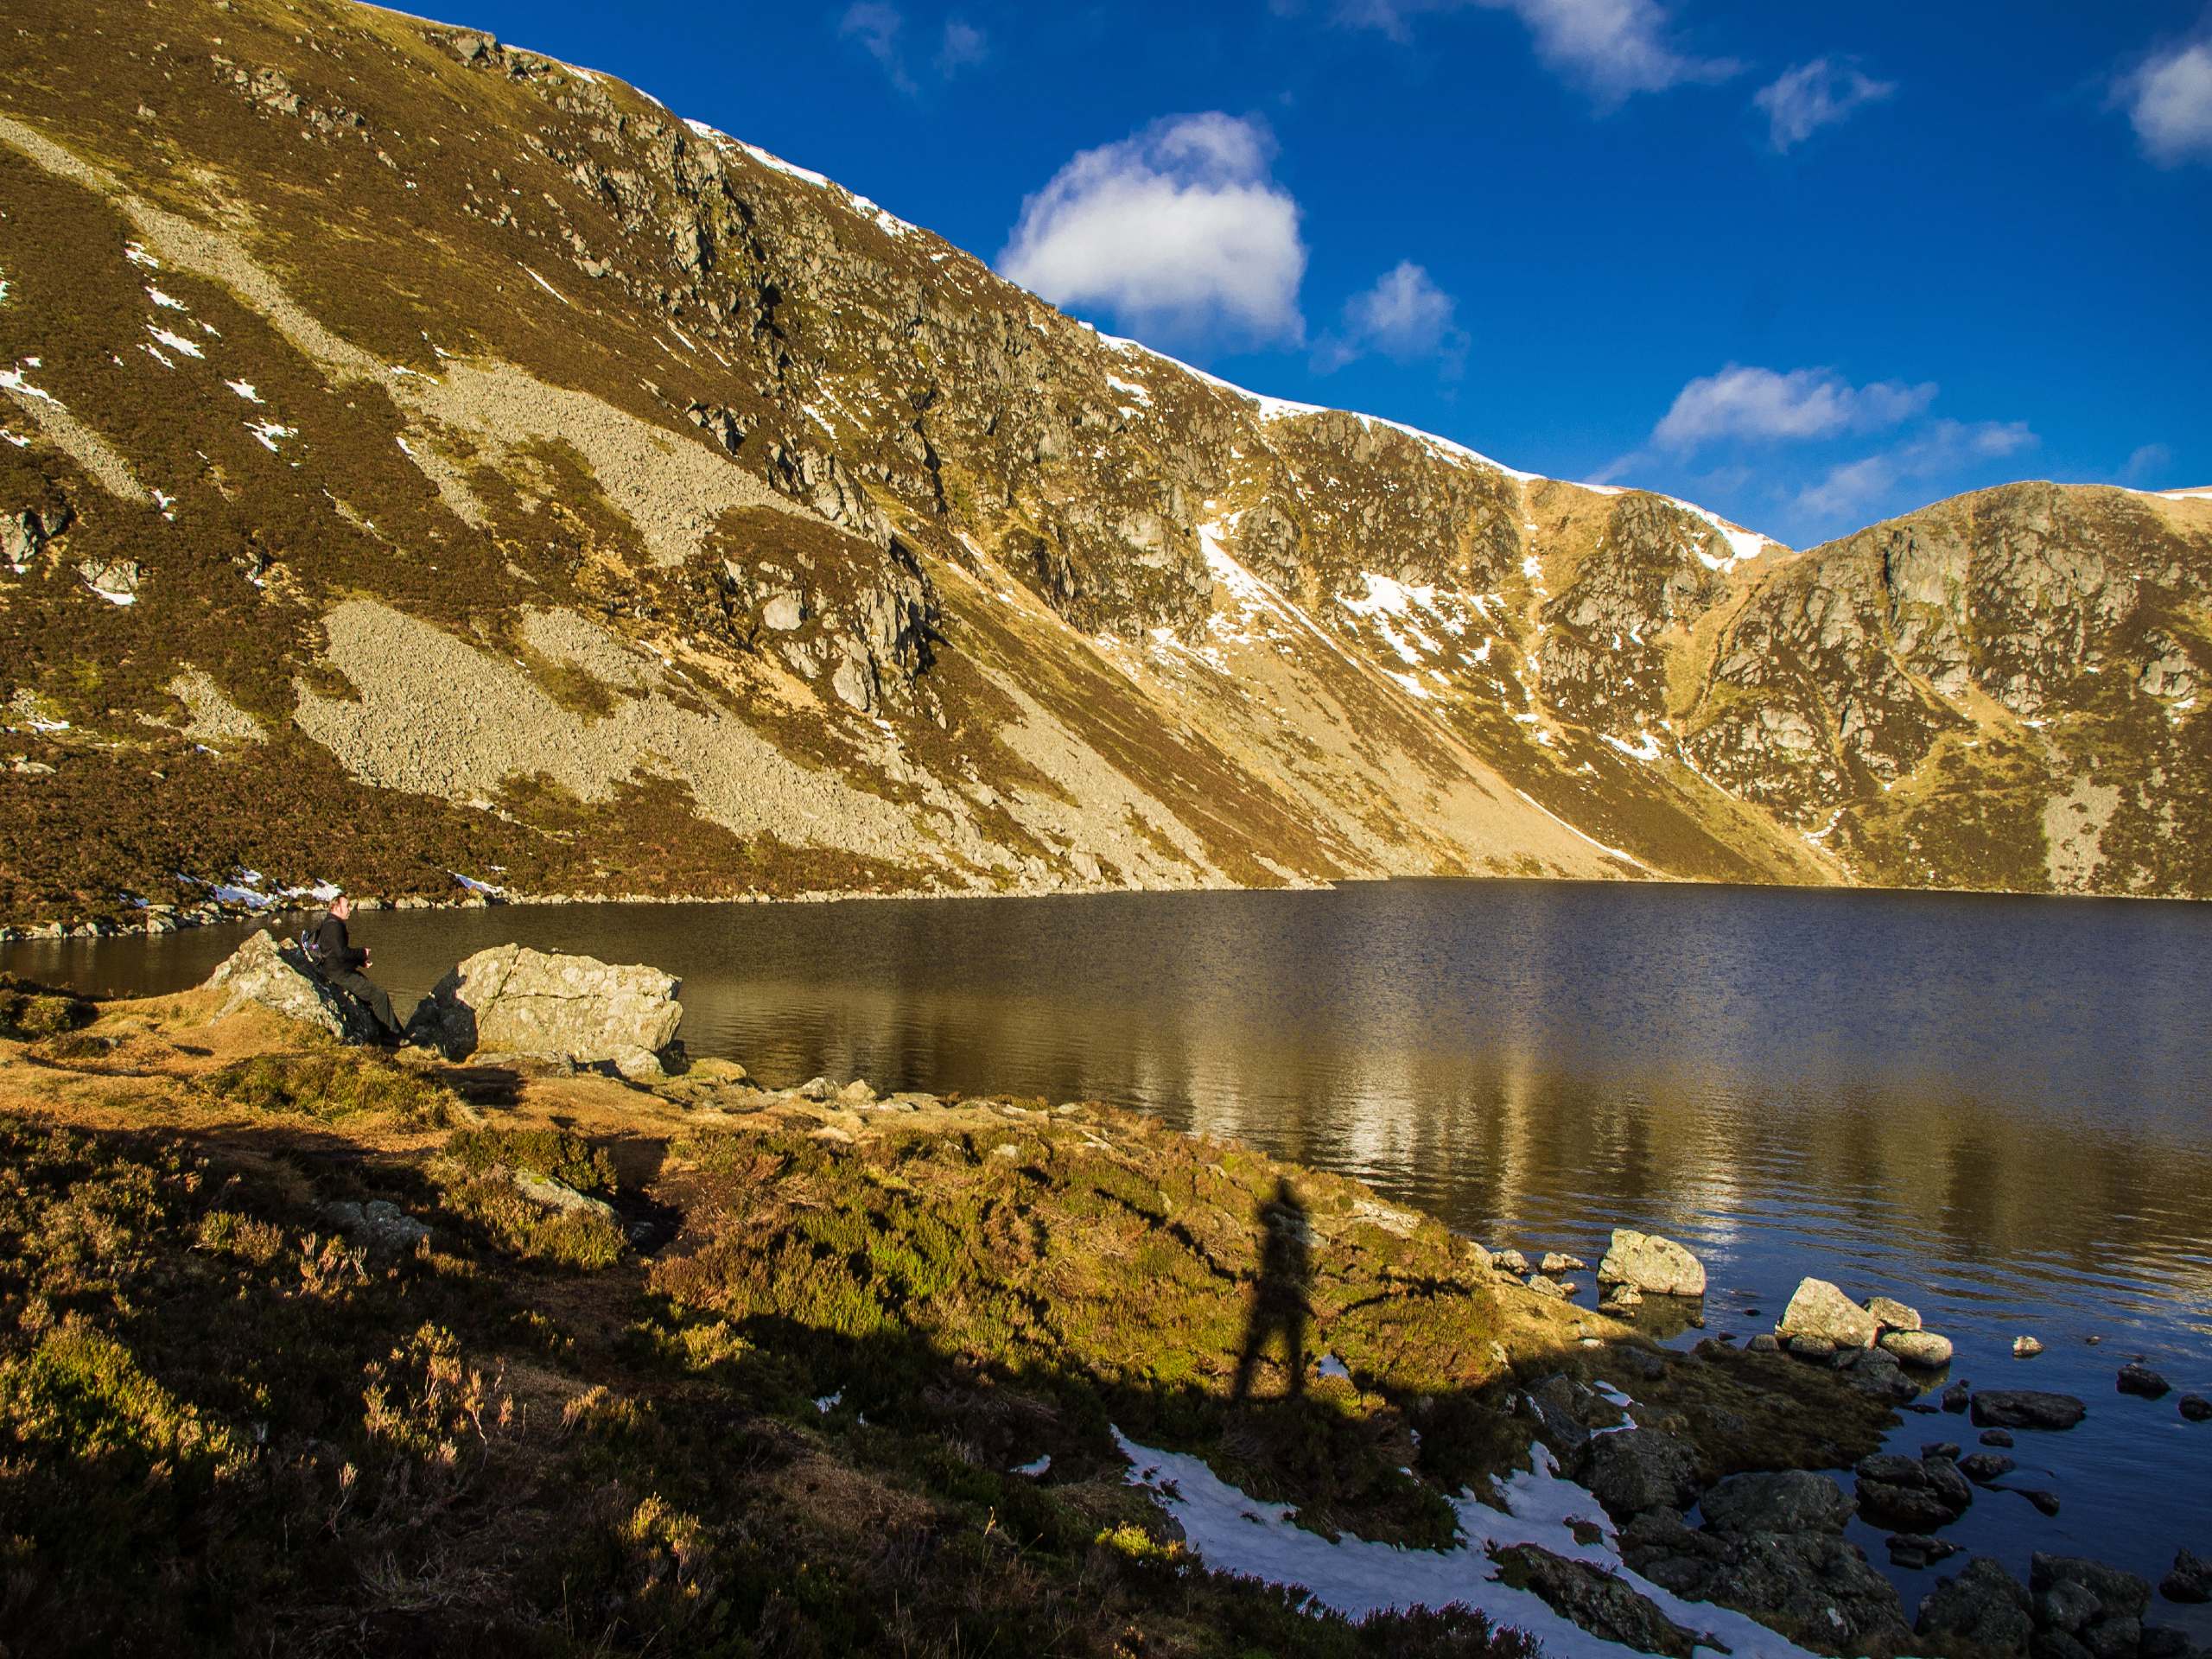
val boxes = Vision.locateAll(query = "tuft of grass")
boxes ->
[202,1050,458,1128]
[433,1127,625,1269]
[0,974,95,1042]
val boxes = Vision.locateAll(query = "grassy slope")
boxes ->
[0,986,1897,1656]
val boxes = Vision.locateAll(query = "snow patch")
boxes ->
[518,264,571,306]
[145,287,187,311]
[146,324,204,359]
[246,420,298,453]
[1114,1428,1819,1657]
[1600,731,1663,764]
[813,1389,843,1414]
[226,379,264,404]
[1,364,62,404]
[1011,1454,1052,1477]
[123,242,160,269]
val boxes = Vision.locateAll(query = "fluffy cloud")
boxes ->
[1652,365,1936,450]
[937,18,988,77]
[1796,420,2036,519]
[1334,0,1736,105]
[998,115,1308,346]
[1314,261,1465,372]
[2120,41,2212,165]
[1753,58,1895,151]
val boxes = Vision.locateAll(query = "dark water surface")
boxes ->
[13,880,2212,1623]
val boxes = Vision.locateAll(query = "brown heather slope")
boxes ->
[0,0,2205,928]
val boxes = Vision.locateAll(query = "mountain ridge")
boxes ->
[0,0,2205,931]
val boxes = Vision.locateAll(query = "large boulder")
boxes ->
[1972,1390,2088,1431]
[1699,1470,1854,1535]
[1490,1543,1713,1658]
[1777,1277,1878,1349]
[1598,1228,1707,1297]
[1580,1427,1700,1520]
[1919,1556,2035,1656]
[407,944,682,1065]
[205,929,385,1045]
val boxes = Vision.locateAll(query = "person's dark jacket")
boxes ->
[314,912,368,976]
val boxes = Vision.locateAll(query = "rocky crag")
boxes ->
[2,0,2209,929]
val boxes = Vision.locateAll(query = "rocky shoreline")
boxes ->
[0,933,2203,1657]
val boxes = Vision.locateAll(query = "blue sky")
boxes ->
[436,0,2209,546]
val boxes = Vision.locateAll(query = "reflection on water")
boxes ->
[13,879,2212,1613]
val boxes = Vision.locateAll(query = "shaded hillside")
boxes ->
[0,0,2205,927]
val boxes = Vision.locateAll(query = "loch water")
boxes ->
[14,879,2212,1626]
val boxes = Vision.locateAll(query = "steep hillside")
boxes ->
[0,0,2204,930]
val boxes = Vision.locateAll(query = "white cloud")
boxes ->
[938,18,988,76]
[1313,261,1465,372]
[2121,41,2212,165]
[1796,419,2036,519]
[1652,365,1936,450]
[998,114,1308,346]
[840,3,914,95]
[1335,0,1737,105]
[2124,442,2172,485]
[1754,58,1895,151]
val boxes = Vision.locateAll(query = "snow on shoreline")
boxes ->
[1112,1427,1824,1659]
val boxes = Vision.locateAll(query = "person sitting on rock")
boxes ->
[314,893,402,1045]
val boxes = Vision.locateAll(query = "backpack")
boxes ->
[296,925,326,968]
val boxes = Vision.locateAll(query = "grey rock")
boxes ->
[321,1198,431,1251]
[2016,1336,2046,1357]
[2033,1555,2153,1621]
[1884,1328,1956,1368]
[1597,1228,1707,1297]
[1982,1427,2018,1446]
[1581,1427,1700,1521]
[2085,1618,2142,1659]
[2139,1630,2192,1659]
[2022,1489,2063,1516]
[1540,1251,1587,1274]
[1527,1273,1569,1300]
[1630,1523,1910,1654]
[1777,1276,1878,1348]
[1923,1440,1962,1460]
[2162,1549,2211,1605]
[1788,1333,1838,1359]
[1960,1452,2017,1483]
[1495,1249,1529,1274]
[1491,1543,1710,1659]
[1855,1452,1970,1532]
[2180,1395,2211,1422]
[2036,1630,2098,1659]
[1890,1533,1963,1570]
[1920,1557,2035,1658]
[2118,1363,2171,1399]
[2038,1580,2102,1633]
[1974,1390,2088,1431]
[204,929,386,1045]
[513,1171,615,1220]
[1867,1294,1923,1331]
[407,944,682,1064]
[1944,1379,1974,1412]
[1699,1470,1854,1535]
[1745,1332,1781,1353]
[1850,1344,1923,1402]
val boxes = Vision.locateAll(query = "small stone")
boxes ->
[1890,1533,1962,1569]
[1942,1380,1973,1413]
[1527,1274,1569,1300]
[1746,1332,1781,1353]
[1980,1428,2015,1446]
[798,1077,833,1102]
[2022,1489,2062,1516]
[2118,1363,2171,1399]
[2180,1395,2212,1422]
[1496,1249,1529,1274]
[2015,1335,2045,1357]
[1789,1333,1839,1359]
[1541,1251,1586,1274]
[837,1078,878,1106]
[1923,1441,1961,1460]
[1958,1452,2016,1483]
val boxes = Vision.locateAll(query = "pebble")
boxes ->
[1980,1428,2016,1447]
[2021,1489,2062,1516]
[2180,1395,2211,1423]
[2015,1336,2045,1358]
[1923,1441,1962,1460]
[1540,1252,1586,1274]
[1942,1380,1972,1413]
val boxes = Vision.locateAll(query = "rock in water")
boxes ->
[2116,1363,2171,1399]
[1540,1251,1587,1274]
[407,944,682,1064]
[1777,1277,1878,1349]
[1971,1390,2088,1431]
[1598,1228,1707,1297]
[2161,1549,2211,1605]
[204,929,386,1045]
[2180,1395,2211,1422]
[1882,1328,1956,1368]
[2015,1335,2045,1357]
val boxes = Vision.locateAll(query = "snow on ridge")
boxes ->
[2159,486,2212,501]
[1671,500,1774,572]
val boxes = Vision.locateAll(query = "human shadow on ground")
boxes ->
[1231,1178,1313,1404]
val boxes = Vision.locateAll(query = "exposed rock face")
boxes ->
[1578,1427,1699,1521]
[1490,1542,1709,1659]
[407,944,682,1063]
[1919,1556,2036,1656]
[204,929,386,1045]
[1777,1278,1878,1349]
[1623,1508,1912,1655]
[1597,1228,1706,1297]
[1697,1470,1854,1535]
